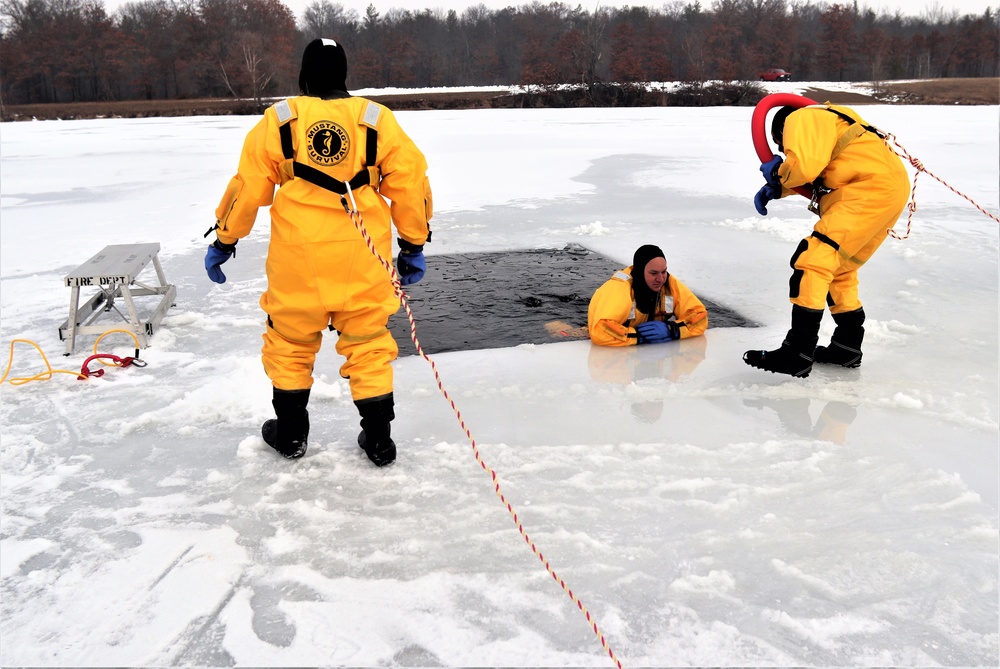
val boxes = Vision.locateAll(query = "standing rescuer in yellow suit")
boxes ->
[588,244,708,346]
[744,103,909,378]
[204,38,432,465]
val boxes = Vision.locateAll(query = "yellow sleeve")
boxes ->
[372,106,432,247]
[213,111,282,245]
[669,276,708,338]
[587,274,638,347]
[776,108,840,192]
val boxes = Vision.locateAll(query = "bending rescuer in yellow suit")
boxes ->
[588,244,708,346]
[744,103,909,377]
[204,38,432,465]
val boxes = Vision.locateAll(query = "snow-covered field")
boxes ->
[1,85,997,666]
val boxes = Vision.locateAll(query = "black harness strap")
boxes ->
[811,230,841,251]
[279,121,294,160]
[365,126,377,167]
[292,161,371,194]
[278,119,378,194]
[825,107,885,139]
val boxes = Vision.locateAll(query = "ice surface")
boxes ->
[1,94,997,666]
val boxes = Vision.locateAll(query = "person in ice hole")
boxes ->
[587,244,708,347]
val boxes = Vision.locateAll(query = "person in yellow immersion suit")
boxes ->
[588,244,708,347]
[744,103,909,378]
[203,38,433,466]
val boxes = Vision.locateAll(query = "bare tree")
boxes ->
[198,0,297,100]
[219,33,273,108]
[300,0,357,40]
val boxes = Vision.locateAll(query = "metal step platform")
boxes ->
[59,243,176,355]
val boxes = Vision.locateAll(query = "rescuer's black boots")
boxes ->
[814,308,865,368]
[356,394,396,467]
[743,306,823,378]
[262,388,310,459]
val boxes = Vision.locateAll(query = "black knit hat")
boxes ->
[299,38,348,97]
[771,106,796,146]
[631,244,666,315]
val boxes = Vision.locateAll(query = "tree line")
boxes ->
[1,0,997,106]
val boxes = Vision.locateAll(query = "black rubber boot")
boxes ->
[355,394,396,467]
[743,305,823,378]
[261,388,310,459]
[815,308,865,368]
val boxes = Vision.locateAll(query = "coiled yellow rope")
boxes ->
[1,329,144,385]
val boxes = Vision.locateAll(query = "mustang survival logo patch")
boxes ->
[306,120,350,166]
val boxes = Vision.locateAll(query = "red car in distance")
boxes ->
[759,68,792,81]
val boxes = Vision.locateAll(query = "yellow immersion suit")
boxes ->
[775,104,909,313]
[587,268,708,346]
[214,95,432,399]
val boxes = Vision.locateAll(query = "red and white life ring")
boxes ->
[750,92,819,198]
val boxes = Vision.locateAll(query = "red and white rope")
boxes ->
[885,133,1000,240]
[341,190,624,668]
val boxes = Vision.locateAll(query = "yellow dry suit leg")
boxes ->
[789,175,908,312]
[259,291,328,390]
[261,323,323,391]
[332,304,399,401]
[788,234,839,311]
[826,268,863,314]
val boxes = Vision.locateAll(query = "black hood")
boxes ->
[299,38,348,97]
[630,244,665,316]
